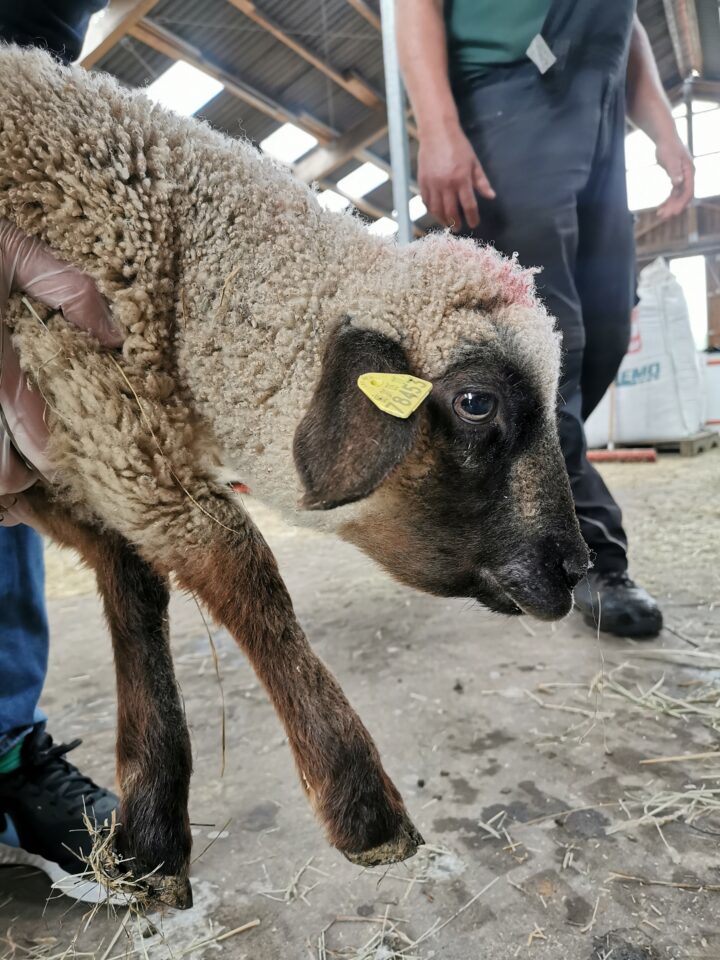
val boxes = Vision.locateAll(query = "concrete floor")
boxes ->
[2,451,720,959]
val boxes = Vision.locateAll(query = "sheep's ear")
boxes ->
[293,321,421,510]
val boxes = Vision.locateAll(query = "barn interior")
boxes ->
[2,1,720,958]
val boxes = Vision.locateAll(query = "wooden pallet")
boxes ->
[615,430,720,457]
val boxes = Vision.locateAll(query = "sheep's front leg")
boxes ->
[21,492,193,908]
[171,493,423,866]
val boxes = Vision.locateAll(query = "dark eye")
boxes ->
[452,390,498,423]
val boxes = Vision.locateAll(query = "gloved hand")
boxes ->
[0,219,123,523]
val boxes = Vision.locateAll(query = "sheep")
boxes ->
[0,46,588,908]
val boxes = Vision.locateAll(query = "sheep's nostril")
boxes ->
[561,557,585,590]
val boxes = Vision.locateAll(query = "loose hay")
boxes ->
[609,784,720,835]
[312,877,499,959]
[601,666,720,734]
[68,811,154,912]
[528,662,720,747]
[608,872,720,894]
[259,857,326,905]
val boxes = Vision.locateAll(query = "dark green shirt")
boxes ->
[445,0,552,89]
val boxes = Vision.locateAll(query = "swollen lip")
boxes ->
[481,569,569,619]
[479,570,524,614]
[501,589,528,615]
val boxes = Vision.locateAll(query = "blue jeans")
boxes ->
[0,524,48,753]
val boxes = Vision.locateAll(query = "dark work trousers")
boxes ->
[458,64,634,573]
[0,0,107,63]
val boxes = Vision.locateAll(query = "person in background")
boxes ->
[397,0,694,638]
[0,0,123,903]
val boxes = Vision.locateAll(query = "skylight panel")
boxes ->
[145,61,223,117]
[260,123,318,164]
[368,216,399,237]
[317,189,351,212]
[337,163,389,198]
[409,195,427,220]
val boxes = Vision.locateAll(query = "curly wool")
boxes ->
[0,46,560,542]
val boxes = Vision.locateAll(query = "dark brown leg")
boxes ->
[169,492,423,866]
[22,492,193,907]
[94,535,193,907]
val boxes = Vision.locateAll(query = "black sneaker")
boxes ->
[574,570,663,639]
[0,726,120,903]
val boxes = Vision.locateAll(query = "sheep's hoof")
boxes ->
[146,873,193,910]
[343,815,424,868]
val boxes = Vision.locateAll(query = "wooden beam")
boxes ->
[80,0,160,68]
[227,0,381,108]
[128,19,419,225]
[682,0,703,75]
[665,76,720,110]
[354,146,421,195]
[686,77,720,102]
[296,113,420,193]
[662,0,703,79]
[129,19,334,140]
[318,181,424,238]
[295,108,387,182]
[129,19,410,180]
[662,0,689,78]
[637,231,720,261]
[346,0,381,31]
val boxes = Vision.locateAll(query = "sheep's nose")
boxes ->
[561,555,586,590]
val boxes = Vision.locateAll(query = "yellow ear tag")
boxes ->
[357,373,433,419]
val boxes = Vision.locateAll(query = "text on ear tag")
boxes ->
[357,373,432,419]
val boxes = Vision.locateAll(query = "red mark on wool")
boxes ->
[424,235,536,309]
[474,248,536,308]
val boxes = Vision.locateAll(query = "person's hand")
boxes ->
[0,220,122,343]
[0,219,123,516]
[655,135,694,220]
[417,122,495,231]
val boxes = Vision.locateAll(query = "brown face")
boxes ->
[294,321,589,621]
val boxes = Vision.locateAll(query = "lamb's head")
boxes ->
[293,235,589,620]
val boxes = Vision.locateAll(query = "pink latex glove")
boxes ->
[0,219,123,524]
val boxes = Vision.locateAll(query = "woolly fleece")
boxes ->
[0,46,560,546]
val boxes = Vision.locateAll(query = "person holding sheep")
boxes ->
[398,0,695,639]
[0,0,687,910]
[0,0,121,903]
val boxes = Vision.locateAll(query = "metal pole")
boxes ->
[379,0,413,244]
[684,80,694,160]
[684,80,699,243]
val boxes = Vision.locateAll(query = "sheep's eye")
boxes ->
[452,390,498,424]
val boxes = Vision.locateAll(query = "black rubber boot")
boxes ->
[0,726,119,902]
[574,570,663,639]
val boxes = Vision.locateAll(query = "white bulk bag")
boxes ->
[585,258,705,448]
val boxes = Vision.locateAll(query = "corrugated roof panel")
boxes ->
[371,134,390,159]
[364,179,393,210]
[93,35,174,87]
[150,0,308,88]
[256,0,385,90]
[148,0,373,132]
[196,89,276,143]
[275,69,372,132]
[637,0,682,91]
